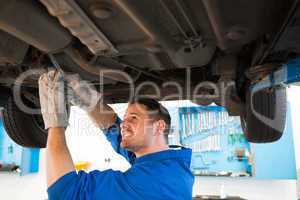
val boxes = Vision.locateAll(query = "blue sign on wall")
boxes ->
[173,103,296,179]
[178,106,252,177]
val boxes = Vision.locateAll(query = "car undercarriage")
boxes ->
[0,0,300,147]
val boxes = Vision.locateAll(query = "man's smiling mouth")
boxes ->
[121,130,135,140]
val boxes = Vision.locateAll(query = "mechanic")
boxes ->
[38,70,194,200]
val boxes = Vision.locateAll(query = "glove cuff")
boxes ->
[42,113,69,130]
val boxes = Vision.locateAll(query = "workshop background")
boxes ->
[0,86,299,200]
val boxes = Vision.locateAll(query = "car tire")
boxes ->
[241,86,286,143]
[2,96,47,148]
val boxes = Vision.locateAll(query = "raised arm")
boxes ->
[39,70,75,187]
[65,74,117,129]
[65,74,136,164]
[46,128,75,187]
[86,100,117,129]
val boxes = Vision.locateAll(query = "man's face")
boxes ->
[120,103,156,152]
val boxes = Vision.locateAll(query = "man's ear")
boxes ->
[154,120,166,135]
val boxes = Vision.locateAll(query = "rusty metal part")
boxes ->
[245,63,279,82]
[64,47,164,83]
[40,0,118,55]
[64,47,129,83]
[115,40,161,55]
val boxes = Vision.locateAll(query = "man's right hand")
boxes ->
[65,74,117,129]
[65,74,102,111]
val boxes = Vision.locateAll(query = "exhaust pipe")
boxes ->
[64,47,132,83]
[0,0,134,83]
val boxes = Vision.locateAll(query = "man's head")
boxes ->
[120,97,171,156]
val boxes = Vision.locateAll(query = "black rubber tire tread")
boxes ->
[2,96,47,148]
[243,86,286,143]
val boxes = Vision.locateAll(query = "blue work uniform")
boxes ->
[47,117,195,200]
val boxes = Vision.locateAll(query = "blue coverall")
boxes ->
[47,117,195,200]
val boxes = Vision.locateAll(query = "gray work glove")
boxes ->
[38,70,69,129]
[65,74,102,112]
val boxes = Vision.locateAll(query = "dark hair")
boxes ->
[129,97,171,143]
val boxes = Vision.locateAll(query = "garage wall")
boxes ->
[0,149,48,200]
[288,86,300,168]
[192,85,299,200]
[0,87,300,200]
[288,85,300,199]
